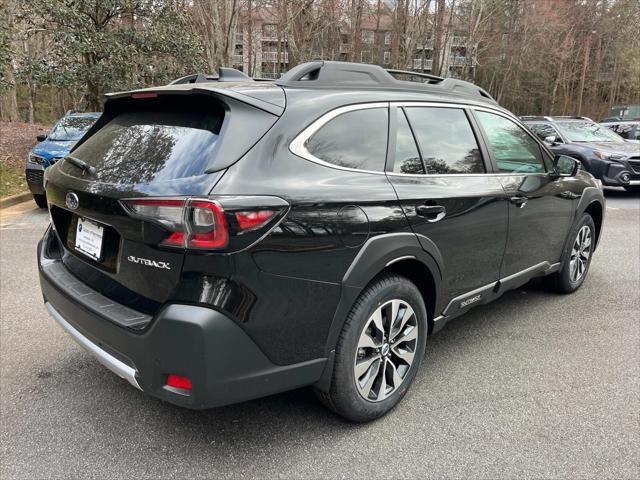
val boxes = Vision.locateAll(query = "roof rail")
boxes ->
[551,115,594,122]
[386,69,444,84]
[275,61,496,102]
[169,68,273,85]
[520,115,554,122]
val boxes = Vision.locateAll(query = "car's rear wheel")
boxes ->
[33,194,47,208]
[316,273,427,422]
[546,213,595,293]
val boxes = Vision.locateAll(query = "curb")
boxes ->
[0,192,32,210]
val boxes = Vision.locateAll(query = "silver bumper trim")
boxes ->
[628,180,640,186]
[46,302,142,390]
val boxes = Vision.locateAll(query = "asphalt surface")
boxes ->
[1,188,638,479]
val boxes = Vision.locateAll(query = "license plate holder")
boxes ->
[75,217,104,261]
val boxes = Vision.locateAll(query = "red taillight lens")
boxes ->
[166,374,192,390]
[163,231,185,246]
[122,197,227,250]
[188,200,228,249]
[121,197,283,251]
[235,210,275,230]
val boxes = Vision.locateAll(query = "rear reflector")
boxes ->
[166,374,192,390]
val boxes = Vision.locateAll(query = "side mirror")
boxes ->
[553,155,579,177]
[544,135,559,144]
[36,134,47,142]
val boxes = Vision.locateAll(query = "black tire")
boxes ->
[315,273,427,422]
[545,213,596,294]
[33,194,47,208]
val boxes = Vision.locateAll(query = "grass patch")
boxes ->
[0,163,28,198]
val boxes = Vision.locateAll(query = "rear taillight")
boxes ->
[122,197,228,250]
[235,210,275,231]
[121,197,284,251]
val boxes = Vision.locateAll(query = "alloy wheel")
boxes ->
[570,225,592,283]
[353,299,419,402]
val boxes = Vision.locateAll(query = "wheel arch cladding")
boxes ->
[576,186,604,250]
[316,244,440,392]
[384,259,437,333]
[335,233,442,347]
[584,201,603,248]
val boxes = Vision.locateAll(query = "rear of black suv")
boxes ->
[39,61,605,422]
[39,82,333,408]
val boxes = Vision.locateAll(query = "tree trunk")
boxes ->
[0,64,19,121]
[576,34,591,116]
[432,0,446,76]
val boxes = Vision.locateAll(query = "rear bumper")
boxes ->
[25,163,45,195]
[38,228,326,409]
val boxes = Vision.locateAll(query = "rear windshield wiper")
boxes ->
[65,156,95,175]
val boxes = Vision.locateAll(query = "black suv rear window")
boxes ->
[305,108,388,172]
[69,99,224,184]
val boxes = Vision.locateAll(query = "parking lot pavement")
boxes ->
[1,191,638,480]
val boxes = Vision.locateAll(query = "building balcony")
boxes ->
[413,58,433,70]
[262,51,289,63]
[260,72,281,79]
[450,56,467,66]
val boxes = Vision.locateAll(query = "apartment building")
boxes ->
[233,7,475,79]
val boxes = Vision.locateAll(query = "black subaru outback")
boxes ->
[38,61,605,422]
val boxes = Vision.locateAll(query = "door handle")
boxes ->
[416,204,446,222]
[509,195,528,208]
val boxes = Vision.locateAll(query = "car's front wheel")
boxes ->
[316,273,427,422]
[546,213,595,293]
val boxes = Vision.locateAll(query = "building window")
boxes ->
[362,30,374,44]
[383,51,390,65]
[384,32,392,45]
[262,24,277,40]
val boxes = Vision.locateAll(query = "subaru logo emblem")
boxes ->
[66,192,79,210]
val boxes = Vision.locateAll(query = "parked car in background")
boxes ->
[600,120,640,142]
[608,104,640,121]
[522,116,640,192]
[26,111,100,207]
[38,61,605,422]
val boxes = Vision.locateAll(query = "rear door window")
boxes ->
[404,107,485,174]
[305,108,388,172]
[393,109,424,174]
[69,100,224,184]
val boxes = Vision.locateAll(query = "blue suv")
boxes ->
[26,111,100,207]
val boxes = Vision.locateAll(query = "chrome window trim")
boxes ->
[289,102,389,175]
[289,100,552,178]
